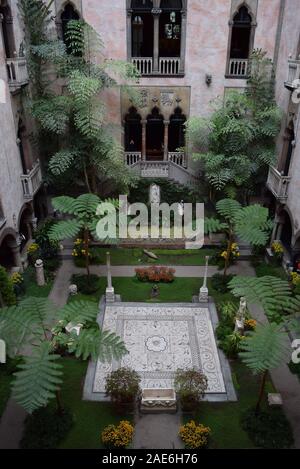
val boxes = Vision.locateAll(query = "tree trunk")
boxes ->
[83,229,90,280]
[255,370,268,414]
[55,390,64,416]
[223,230,233,276]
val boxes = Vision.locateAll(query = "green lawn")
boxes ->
[69,276,237,304]
[57,359,276,449]
[186,361,275,449]
[59,358,131,449]
[21,266,54,298]
[254,262,287,279]
[75,247,218,267]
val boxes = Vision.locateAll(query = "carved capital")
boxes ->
[151,8,162,16]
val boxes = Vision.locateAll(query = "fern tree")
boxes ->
[0,297,127,414]
[19,3,140,194]
[239,323,290,413]
[205,199,271,275]
[186,49,282,201]
[228,275,300,323]
[49,194,117,278]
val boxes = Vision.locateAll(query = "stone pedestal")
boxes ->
[35,259,45,286]
[106,286,115,303]
[140,388,177,414]
[234,318,244,335]
[199,286,209,303]
[268,393,283,407]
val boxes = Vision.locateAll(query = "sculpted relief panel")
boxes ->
[122,86,190,120]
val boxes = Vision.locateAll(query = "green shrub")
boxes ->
[255,263,286,279]
[21,406,73,449]
[71,274,100,294]
[219,332,244,359]
[1,356,24,375]
[105,368,141,407]
[211,274,235,293]
[0,265,16,306]
[241,408,294,449]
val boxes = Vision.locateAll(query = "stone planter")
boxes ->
[140,388,177,413]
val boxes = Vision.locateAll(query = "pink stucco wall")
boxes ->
[81,0,283,128]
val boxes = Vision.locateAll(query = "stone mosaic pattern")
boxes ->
[93,305,226,394]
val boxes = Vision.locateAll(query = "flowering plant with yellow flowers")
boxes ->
[10,271,25,296]
[271,241,284,258]
[10,272,24,285]
[219,242,240,264]
[72,238,91,259]
[101,421,134,449]
[290,271,300,286]
[179,421,211,449]
[27,242,40,255]
[244,319,257,331]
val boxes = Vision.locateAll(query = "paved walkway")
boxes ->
[133,413,183,449]
[87,260,256,278]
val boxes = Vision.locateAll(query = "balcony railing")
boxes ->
[21,161,43,199]
[284,58,300,90]
[132,57,153,75]
[168,151,186,168]
[228,59,249,78]
[131,57,182,76]
[6,57,29,92]
[125,151,142,166]
[159,57,181,75]
[267,166,291,203]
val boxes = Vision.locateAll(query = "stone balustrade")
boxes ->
[284,58,300,90]
[132,57,153,75]
[125,151,142,166]
[131,57,182,76]
[267,166,291,203]
[21,161,43,199]
[6,57,29,91]
[168,151,186,167]
[228,58,249,77]
[159,57,181,75]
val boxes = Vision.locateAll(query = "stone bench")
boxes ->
[140,388,177,413]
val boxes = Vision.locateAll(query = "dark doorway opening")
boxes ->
[168,107,186,151]
[230,6,252,59]
[125,107,142,152]
[146,107,164,160]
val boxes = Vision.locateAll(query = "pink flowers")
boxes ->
[135,266,175,283]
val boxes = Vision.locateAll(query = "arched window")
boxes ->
[128,0,186,75]
[168,107,186,151]
[125,107,142,151]
[0,4,16,58]
[146,107,164,160]
[159,0,182,57]
[131,1,153,57]
[230,6,252,59]
[61,3,80,53]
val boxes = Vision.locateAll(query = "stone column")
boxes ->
[105,252,115,303]
[199,256,209,302]
[126,9,133,61]
[35,259,45,286]
[179,9,187,74]
[142,120,147,160]
[163,120,169,161]
[152,8,161,73]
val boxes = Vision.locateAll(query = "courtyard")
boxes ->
[1,0,300,456]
